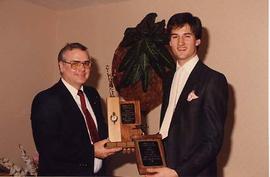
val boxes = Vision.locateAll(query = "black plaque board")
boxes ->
[133,134,166,175]
[139,141,163,166]
[120,103,135,124]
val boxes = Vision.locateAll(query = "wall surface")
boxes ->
[0,0,58,166]
[0,0,267,177]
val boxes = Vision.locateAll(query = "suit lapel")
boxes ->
[57,80,91,136]
[83,87,104,133]
[160,71,174,123]
[174,61,205,112]
[83,88,98,116]
[57,80,83,116]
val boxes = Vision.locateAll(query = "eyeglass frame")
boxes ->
[61,59,92,70]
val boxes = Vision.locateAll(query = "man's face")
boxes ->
[59,49,90,89]
[169,24,201,65]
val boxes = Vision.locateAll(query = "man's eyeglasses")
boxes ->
[62,60,92,70]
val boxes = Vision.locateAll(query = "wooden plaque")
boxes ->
[106,97,143,148]
[132,134,166,175]
[107,97,122,142]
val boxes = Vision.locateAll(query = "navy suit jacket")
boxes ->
[31,80,107,176]
[160,61,228,177]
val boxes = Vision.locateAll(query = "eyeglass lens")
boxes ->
[63,60,91,69]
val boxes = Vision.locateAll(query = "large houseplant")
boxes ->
[112,13,175,114]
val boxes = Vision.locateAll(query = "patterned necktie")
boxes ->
[77,90,100,143]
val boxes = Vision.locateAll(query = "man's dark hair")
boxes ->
[167,12,202,40]
[57,42,89,62]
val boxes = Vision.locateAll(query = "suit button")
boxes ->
[79,163,88,167]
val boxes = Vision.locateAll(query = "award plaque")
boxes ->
[106,65,144,148]
[132,134,166,175]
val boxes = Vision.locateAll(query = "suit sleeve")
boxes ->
[176,73,228,176]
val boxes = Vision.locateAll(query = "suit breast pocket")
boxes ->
[185,98,202,114]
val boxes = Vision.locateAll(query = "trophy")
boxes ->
[106,65,166,175]
[105,65,144,148]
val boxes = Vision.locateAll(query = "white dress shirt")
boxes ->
[159,56,199,139]
[61,78,102,173]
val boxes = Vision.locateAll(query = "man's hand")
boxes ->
[122,147,135,154]
[94,139,122,159]
[145,167,178,177]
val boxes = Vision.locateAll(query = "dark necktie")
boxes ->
[77,90,100,143]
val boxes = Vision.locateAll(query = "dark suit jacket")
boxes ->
[31,80,107,176]
[160,61,228,177]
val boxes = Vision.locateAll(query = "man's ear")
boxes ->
[59,62,64,74]
[169,40,173,47]
[195,39,201,46]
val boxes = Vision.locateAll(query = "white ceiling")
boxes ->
[25,0,128,10]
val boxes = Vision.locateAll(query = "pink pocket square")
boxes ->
[187,90,199,102]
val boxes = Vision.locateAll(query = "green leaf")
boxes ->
[151,20,165,35]
[118,46,136,72]
[147,42,174,69]
[120,28,140,47]
[140,53,149,91]
[117,12,175,92]
[141,66,149,92]
[136,13,157,35]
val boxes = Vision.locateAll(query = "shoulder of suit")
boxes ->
[83,85,100,97]
[33,80,68,100]
[83,85,97,92]
[198,61,226,78]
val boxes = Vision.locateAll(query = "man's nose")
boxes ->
[178,36,184,45]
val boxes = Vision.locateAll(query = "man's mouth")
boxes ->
[177,47,186,52]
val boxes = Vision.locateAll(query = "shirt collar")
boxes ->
[61,78,83,98]
[176,55,199,74]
